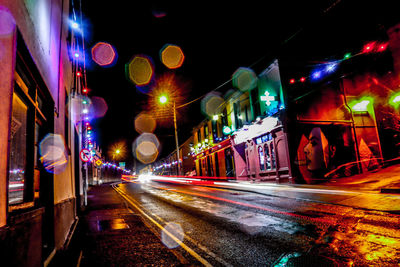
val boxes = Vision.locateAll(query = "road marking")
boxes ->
[113,184,213,267]
[119,186,233,267]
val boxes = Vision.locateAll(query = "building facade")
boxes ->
[0,1,84,266]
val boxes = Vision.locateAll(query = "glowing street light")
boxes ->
[159,95,168,104]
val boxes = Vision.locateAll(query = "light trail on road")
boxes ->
[124,177,339,226]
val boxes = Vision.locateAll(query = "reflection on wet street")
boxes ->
[118,180,400,266]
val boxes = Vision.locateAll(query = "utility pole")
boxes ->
[173,101,181,175]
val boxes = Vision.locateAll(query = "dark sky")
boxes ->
[81,0,398,169]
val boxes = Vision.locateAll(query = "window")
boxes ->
[8,33,53,210]
[264,144,271,170]
[214,153,220,177]
[204,124,209,139]
[270,143,276,169]
[258,146,265,171]
[8,93,28,205]
[197,129,201,143]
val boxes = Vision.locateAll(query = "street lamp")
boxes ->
[159,96,181,175]
[159,95,168,104]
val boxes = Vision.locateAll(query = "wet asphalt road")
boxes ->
[117,181,400,266]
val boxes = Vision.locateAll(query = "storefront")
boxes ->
[231,116,291,182]
[194,138,235,179]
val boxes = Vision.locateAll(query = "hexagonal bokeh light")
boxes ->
[91,42,117,67]
[232,67,258,92]
[39,134,68,174]
[127,54,154,87]
[134,112,157,134]
[201,92,224,118]
[133,133,160,164]
[89,96,108,119]
[160,44,184,69]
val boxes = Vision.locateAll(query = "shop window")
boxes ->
[214,153,220,177]
[207,155,213,176]
[258,146,265,171]
[8,93,28,205]
[270,143,276,169]
[224,148,235,177]
[264,144,271,170]
[8,33,53,210]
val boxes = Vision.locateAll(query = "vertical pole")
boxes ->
[174,101,181,175]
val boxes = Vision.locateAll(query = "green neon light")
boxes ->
[349,96,374,113]
[223,126,232,135]
[389,92,400,108]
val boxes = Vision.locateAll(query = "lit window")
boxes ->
[258,146,265,171]
[8,93,28,204]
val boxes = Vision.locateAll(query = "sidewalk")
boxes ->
[50,183,183,267]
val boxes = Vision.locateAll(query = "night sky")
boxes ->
[81,1,397,170]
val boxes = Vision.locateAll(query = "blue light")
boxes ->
[325,63,337,72]
[74,52,80,58]
[71,21,79,29]
[311,70,322,80]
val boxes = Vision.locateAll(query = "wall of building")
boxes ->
[0,0,76,264]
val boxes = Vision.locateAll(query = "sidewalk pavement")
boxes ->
[49,183,183,267]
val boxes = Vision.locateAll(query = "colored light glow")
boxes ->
[91,42,117,67]
[82,88,88,93]
[363,41,376,53]
[311,70,322,80]
[213,115,219,121]
[0,7,15,37]
[201,92,224,118]
[344,53,351,59]
[377,42,388,52]
[289,78,295,84]
[82,108,88,114]
[260,91,275,106]
[223,126,232,135]
[88,96,108,119]
[39,134,68,174]
[127,54,154,86]
[160,44,184,69]
[232,67,258,91]
[351,100,370,112]
[74,52,79,58]
[71,21,79,29]
[325,63,337,72]
[134,113,156,134]
[389,92,400,108]
[159,95,168,104]
[300,77,306,82]
[76,71,82,77]
[133,133,160,164]
[161,222,184,249]
[393,95,400,103]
